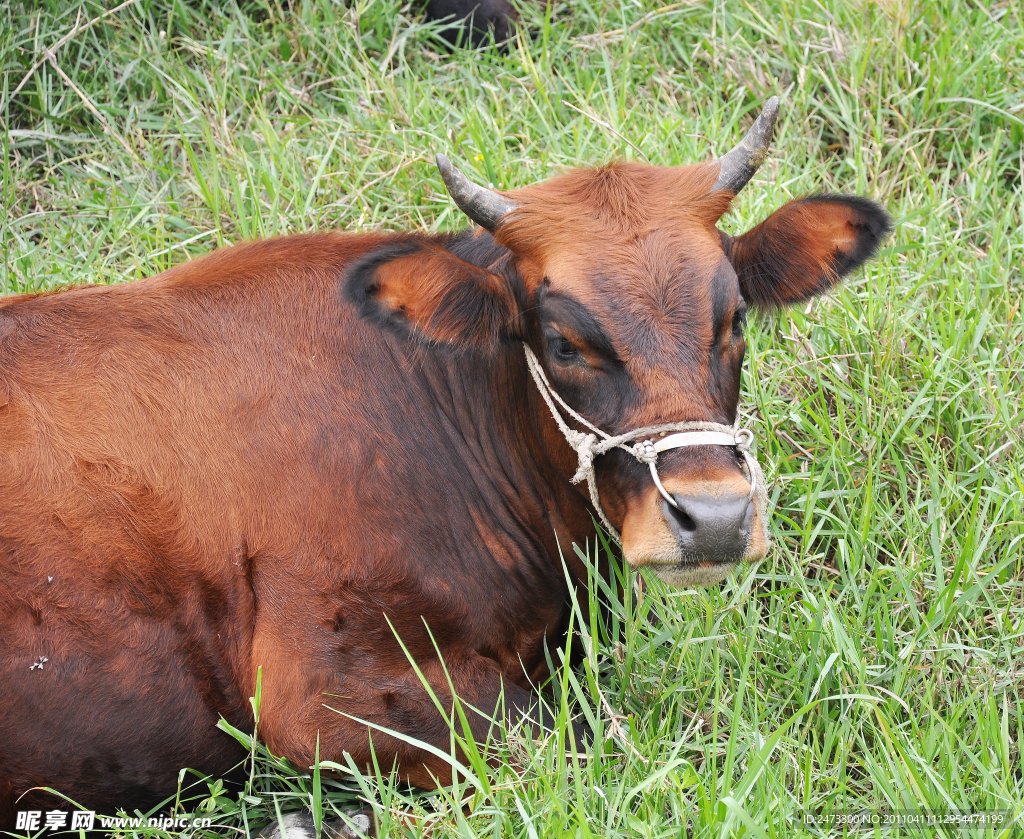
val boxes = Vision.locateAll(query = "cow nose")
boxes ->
[662,491,754,562]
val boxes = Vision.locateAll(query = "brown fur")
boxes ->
[0,162,889,828]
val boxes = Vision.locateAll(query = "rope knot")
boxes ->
[569,432,598,485]
[632,440,658,465]
[564,428,591,451]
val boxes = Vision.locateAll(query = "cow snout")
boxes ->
[620,470,768,587]
[661,491,753,563]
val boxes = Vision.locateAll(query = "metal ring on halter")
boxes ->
[735,428,754,450]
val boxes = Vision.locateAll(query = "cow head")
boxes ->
[347,98,890,586]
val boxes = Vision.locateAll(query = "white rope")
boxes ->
[523,345,767,546]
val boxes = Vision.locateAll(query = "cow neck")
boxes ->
[521,344,766,546]
[408,345,589,569]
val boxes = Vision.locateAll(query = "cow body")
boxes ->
[0,231,599,822]
[1,104,891,825]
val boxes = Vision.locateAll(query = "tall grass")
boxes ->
[2,0,1022,836]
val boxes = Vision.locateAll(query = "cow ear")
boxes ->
[728,195,891,309]
[345,240,521,349]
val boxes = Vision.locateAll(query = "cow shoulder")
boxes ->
[727,194,892,308]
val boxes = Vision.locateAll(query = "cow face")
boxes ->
[348,101,890,586]
[496,163,762,586]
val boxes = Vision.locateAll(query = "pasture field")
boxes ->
[2,0,1022,836]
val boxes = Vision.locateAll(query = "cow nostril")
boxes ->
[661,491,754,563]
[662,500,697,533]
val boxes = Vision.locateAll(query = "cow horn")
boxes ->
[436,154,518,232]
[713,96,780,193]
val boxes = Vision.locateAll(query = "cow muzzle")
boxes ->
[622,464,769,586]
[628,429,768,585]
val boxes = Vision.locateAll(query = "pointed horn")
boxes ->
[436,154,519,232]
[713,96,780,193]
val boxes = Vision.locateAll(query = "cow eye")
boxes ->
[550,336,580,361]
[732,307,748,335]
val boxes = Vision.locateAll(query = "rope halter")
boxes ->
[523,344,768,547]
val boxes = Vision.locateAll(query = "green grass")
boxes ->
[2,0,1023,836]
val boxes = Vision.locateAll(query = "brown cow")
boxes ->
[0,98,889,830]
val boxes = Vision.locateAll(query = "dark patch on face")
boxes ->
[707,257,745,413]
[535,287,632,429]
[539,289,620,362]
[710,258,734,340]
